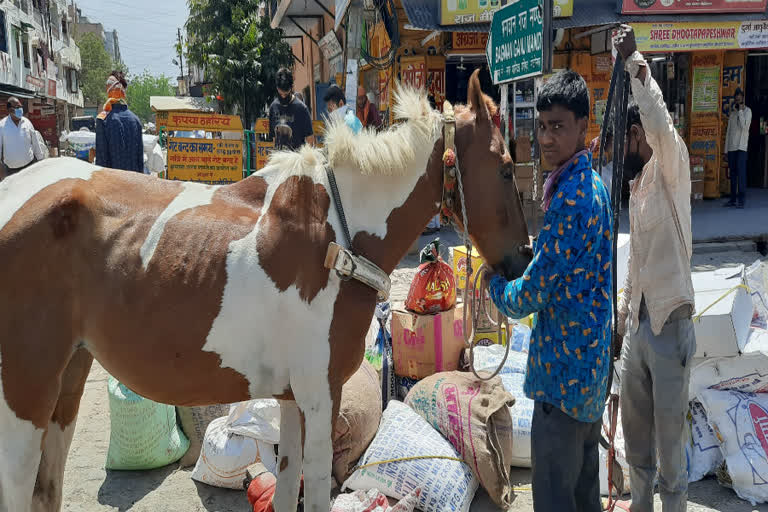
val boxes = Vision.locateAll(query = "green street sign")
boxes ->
[486,0,544,85]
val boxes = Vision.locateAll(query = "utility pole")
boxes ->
[176,27,185,79]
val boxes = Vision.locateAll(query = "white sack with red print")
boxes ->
[699,389,768,505]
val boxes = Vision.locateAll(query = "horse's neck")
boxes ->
[335,138,444,274]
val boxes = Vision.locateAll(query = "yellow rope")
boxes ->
[355,455,465,471]
[693,284,751,323]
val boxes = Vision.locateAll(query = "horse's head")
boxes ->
[446,70,531,280]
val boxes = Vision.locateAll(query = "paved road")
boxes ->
[61,235,768,511]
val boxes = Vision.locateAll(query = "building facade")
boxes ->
[0,0,84,152]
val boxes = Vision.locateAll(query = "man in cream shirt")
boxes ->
[0,96,45,178]
[614,25,696,512]
[724,87,751,209]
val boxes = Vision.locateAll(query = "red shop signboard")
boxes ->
[621,0,767,14]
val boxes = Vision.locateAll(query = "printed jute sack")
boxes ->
[177,404,230,467]
[468,344,532,468]
[333,360,383,484]
[699,389,768,505]
[106,376,189,470]
[404,372,515,509]
[343,401,478,512]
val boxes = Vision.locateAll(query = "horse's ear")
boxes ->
[467,69,489,122]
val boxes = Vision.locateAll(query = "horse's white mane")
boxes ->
[263,85,442,179]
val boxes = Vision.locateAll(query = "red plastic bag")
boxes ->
[405,238,456,314]
[246,473,304,512]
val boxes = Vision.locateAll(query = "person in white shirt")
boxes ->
[614,25,696,512]
[0,96,45,177]
[724,88,751,209]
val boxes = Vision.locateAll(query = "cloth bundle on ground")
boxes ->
[344,400,479,512]
[105,376,189,470]
[191,415,278,489]
[176,404,231,467]
[404,372,515,509]
[405,239,456,314]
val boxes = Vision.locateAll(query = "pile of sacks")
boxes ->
[354,301,534,511]
[602,259,768,503]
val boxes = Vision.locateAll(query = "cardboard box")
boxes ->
[391,305,466,380]
[692,266,753,358]
[691,180,705,201]
[474,326,508,347]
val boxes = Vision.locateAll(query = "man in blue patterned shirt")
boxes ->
[487,70,613,511]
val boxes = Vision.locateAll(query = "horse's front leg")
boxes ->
[273,400,303,512]
[293,375,337,512]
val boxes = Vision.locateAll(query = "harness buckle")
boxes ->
[324,242,391,301]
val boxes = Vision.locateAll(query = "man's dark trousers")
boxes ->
[531,401,602,511]
[728,150,747,205]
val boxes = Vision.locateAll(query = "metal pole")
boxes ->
[500,83,509,149]
[344,1,363,108]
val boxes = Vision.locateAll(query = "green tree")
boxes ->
[126,71,176,123]
[76,32,127,108]
[185,0,294,127]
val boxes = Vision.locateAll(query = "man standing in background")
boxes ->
[724,87,751,209]
[0,96,45,178]
[95,71,144,172]
[269,68,314,150]
[356,86,382,131]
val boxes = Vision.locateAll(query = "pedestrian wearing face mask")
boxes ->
[268,68,314,150]
[0,96,45,178]
[613,24,696,512]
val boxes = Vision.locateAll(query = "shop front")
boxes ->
[630,20,768,198]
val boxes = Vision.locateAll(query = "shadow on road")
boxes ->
[97,466,176,511]
[193,481,247,511]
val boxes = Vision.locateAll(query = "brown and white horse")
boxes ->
[0,71,530,512]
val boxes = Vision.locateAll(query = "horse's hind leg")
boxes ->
[31,348,93,512]
[273,400,303,512]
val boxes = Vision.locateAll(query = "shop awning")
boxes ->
[401,0,768,32]
[0,84,37,99]
[271,0,335,38]
[150,96,218,113]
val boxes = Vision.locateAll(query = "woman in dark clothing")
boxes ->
[95,71,144,172]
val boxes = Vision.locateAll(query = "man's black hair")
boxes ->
[323,85,345,105]
[626,101,641,137]
[536,70,590,119]
[7,96,19,109]
[276,68,294,91]
[734,87,744,98]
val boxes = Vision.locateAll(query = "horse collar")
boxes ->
[323,166,391,301]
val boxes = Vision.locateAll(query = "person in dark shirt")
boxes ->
[95,71,144,172]
[268,68,314,150]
